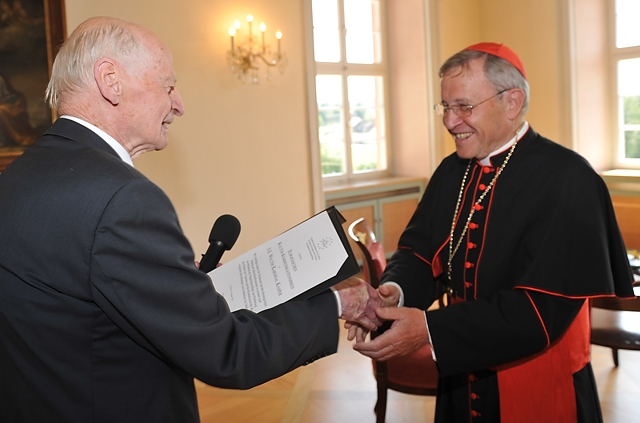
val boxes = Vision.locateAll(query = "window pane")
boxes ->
[618,58,640,160]
[312,0,341,62]
[344,0,382,64]
[347,75,386,173]
[623,96,640,125]
[616,0,640,48]
[316,75,346,175]
[624,130,640,159]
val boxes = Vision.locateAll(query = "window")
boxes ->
[612,0,640,166]
[310,0,390,182]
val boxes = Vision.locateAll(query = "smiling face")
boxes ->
[440,58,517,160]
[117,32,185,158]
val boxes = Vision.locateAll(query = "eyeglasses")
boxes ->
[434,89,509,117]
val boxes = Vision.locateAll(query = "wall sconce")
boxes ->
[227,15,287,84]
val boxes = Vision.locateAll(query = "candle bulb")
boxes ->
[276,31,282,56]
[229,28,236,53]
[246,15,253,39]
[259,22,266,51]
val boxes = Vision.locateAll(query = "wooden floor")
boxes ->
[196,326,640,423]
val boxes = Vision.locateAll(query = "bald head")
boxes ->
[45,17,157,111]
[45,17,185,159]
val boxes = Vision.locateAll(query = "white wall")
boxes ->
[388,0,433,177]
[573,0,610,171]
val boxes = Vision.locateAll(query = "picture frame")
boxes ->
[0,0,66,171]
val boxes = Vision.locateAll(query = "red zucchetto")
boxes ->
[464,42,527,79]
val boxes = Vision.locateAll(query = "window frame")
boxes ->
[608,0,640,169]
[306,0,393,186]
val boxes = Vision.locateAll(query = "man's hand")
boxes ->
[334,277,384,332]
[353,306,430,361]
[377,283,401,307]
[345,283,402,342]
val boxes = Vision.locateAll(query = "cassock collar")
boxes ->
[478,121,529,167]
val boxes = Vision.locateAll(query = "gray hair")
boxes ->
[45,17,148,110]
[439,49,530,116]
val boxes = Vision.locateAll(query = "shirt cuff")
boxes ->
[381,281,404,306]
[331,287,342,317]
[424,310,437,361]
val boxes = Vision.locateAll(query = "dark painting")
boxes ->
[0,0,65,171]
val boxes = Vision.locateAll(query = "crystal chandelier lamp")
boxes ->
[227,15,287,84]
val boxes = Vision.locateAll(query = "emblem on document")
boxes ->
[316,237,333,250]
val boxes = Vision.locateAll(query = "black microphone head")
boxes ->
[209,214,241,250]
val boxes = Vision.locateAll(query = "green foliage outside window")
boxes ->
[624,96,640,124]
[624,96,640,158]
[625,131,640,158]
[320,142,378,175]
[321,143,343,175]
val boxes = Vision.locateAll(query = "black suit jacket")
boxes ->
[0,118,339,423]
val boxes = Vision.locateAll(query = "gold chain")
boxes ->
[446,127,523,284]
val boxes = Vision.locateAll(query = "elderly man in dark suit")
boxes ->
[0,16,382,423]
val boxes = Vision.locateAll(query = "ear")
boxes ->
[94,59,122,106]
[506,88,525,120]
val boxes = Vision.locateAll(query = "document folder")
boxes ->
[208,206,359,313]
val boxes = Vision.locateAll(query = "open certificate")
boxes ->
[208,207,359,313]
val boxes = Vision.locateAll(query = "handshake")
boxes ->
[333,277,431,361]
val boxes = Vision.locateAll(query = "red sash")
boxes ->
[495,301,591,423]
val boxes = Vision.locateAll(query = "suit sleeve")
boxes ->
[90,178,339,389]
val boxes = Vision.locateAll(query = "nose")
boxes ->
[172,88,185,116]
[442,109,463,130]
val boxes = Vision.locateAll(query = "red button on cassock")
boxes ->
[479,184,487,190]
[468,242,476,249]
[474,204,483,211]
[483,167,493,173]
[465,262,474,269]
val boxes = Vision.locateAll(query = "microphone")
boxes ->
[199,214,241,273]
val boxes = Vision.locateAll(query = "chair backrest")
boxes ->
[348,218,440,420]
[348,217,387,288]
[591,295,640,311]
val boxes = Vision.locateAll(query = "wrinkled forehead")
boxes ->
[132,32,177,81]
[441,57,487,81]
[440,60,492,99]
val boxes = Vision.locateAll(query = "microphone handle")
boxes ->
[199,240,226,273]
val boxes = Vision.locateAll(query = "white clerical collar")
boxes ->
[60,116,134,167]
[478,121,529,166]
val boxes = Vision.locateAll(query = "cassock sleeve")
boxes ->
[426,289,584,375]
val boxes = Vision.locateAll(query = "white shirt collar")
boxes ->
[60,115,134,167]
[478,121,530,166]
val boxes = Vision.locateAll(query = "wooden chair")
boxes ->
[590,287,640,367]
[348,217,438,423]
